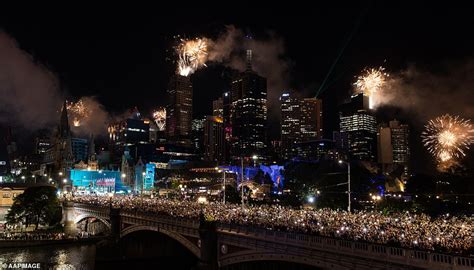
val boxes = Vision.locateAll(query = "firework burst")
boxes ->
[152,108,166,131]
[354,67,389,109]
[176,38,210,77]
[422,114,474,170]
[66,99,90,127]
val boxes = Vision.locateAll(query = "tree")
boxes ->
[6,186,62,230]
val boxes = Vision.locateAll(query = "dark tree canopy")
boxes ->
[6,185,62,230]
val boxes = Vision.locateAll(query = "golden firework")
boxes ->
[354,67,389,109]
[176,38,209,76]
[422,114,474,170]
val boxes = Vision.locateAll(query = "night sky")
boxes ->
[0,5,473,173]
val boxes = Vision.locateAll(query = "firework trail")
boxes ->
[422,114,474,170]
[152,108,166,131]
[176,38,210,76]
[354,66,389,109]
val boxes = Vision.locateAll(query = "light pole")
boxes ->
[339,160,351,212]
[241,157,244,208]
[218,170,226,204]
[142,171,146,194]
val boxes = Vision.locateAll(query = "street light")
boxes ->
[108,192,113,208]
[58,172,63,176]
[339,160,351,212]
[241,157,244,208]
[217,169,227,204]
[63,178,67,183]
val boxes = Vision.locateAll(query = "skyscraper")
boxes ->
[378,120,410,174]
[339,93,377,161]
[166,74,193,144]
[300,98,323,142]
[280,93,301,159]
[280,93,323,160]
[222,91,232,163]
[108,108,151,162]
[230,50,267,160]
[212,97,224,118]
[204,116,224,163]
[191,118,205,154]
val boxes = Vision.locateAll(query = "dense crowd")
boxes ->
[0,232,67,240]
[71,195,473,254]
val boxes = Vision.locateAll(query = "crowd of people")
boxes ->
[71,195,473,254]
[0,232,67,241]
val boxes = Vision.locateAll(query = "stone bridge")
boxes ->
[62,202,473,270]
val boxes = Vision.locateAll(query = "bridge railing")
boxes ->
[73,204,473,269]
[217,223,473,270]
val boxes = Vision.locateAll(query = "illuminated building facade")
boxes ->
[300,98,323,142]
[339,93,377,161]
[213,97,224,118]
[378,119,410,174]
[222,92,232,163]
[69,169,126,194]
[204,116,224,163]
[192,118,205,154]
[166,74,193,144]
[280,93,300,159]
[108,109,151,162]
[230,50,267,160]
[280,93,323,160]
[71,138,88,162]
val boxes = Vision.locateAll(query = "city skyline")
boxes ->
[0,7,473,173]
[0,7,472,269]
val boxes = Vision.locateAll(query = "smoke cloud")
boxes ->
[0,31,110,136]
[0,31,61,130]
[374,60,474,122]
[208,25,291,121]
[69,97,109,136]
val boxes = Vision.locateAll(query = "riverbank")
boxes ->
[0,236,104,248]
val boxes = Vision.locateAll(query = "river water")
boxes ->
[0,244,96,270]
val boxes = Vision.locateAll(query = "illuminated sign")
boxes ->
[96,178,115,187]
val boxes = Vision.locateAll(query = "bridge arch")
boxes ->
[120,225,200,259]
[74,214,111,230]
[219,250,349,269]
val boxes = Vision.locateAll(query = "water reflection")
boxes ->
[0,244,95,270]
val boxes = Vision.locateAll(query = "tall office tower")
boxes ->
[280,93,301,159]
[230,50,267,160]
[378,119,410,174]
[213,97,224,118]
[339,93,377,161]
[108,108,151,162]
[280,93,323,160]
[300,98,323,141]
[191,118,205,154]
[222,91,232,164]
[71,138,89,162]
[203,116,224,163]
[166,74,193,144]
